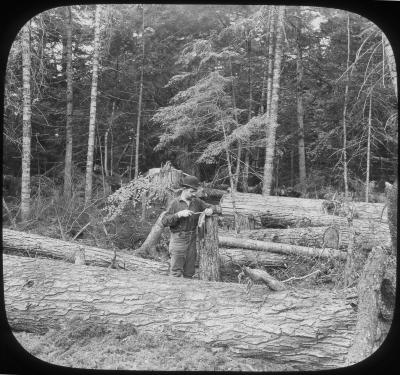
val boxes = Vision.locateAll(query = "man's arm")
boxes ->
[197,198,221,214]
[161,200,180,227]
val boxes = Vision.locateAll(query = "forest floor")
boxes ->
[13,323,292,371]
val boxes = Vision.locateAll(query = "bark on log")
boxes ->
[219,248,287,269]
[220,192,387,224]
[220,227,348,249]
[197,214,220,281]
[219,235,347,260]
[221,217,390,250]
[4,228,288,282]
[346,246,389,365]
[2,229,169,275]
[4,254,356,370]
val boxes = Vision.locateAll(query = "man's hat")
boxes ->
[181,175,200,189]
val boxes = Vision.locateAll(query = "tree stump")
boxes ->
[197,214,220,281]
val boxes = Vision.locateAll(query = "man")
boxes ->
[162,175,216,278]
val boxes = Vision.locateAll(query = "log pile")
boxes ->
[219,192,390,256]
[219,223,390,251]
[4,254,357,370]
[220,192,387,226]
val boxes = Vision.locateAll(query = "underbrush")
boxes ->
[13,320,289,371]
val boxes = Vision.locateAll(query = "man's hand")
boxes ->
[177,209,193,218]
[204,208,213,216]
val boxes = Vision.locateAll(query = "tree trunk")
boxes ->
[262,6,284,195]
[104,102,115,178]
[134,5,145,180]
[2,228,169,275]
[382,33,397,98]
[296,7,306,190]
[21,22,32,222]
[63,6,73,199]
[220,192,388,224]
[219,235,347,260]
[84,5,101,204]
[342,14,351,198]
[346,246,389,365]
[365,93,372,202]
[259,7,272,115]
[197,215,221,281]
[4,254,357,370]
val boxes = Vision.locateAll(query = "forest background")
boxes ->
[3,3,398,238]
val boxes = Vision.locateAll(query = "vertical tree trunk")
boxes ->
[104,101,115,177]
[63,6,73,198]
[342,14,351,198]
[220,111,239,231]
[296,7,306,191]
[259,6,272,116]
[197,215,220,281]
[262,6,284,195]
[84,5,101,204]
[21,22,32,222]
[242,150,249,193]
[241,37,253,193]
[382,33,397,98]
[134,4,145,180]
[365,93,372,202]
[229,56,240,192]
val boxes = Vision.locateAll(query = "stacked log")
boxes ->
[219,236,347,260]
[219,193,390,254]
[4,254,356,370]
[219,248,287,269]
[219,223,390,251]
[220,193,387,226]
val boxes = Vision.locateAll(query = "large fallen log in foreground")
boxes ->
[4,254,356,370]
[219,235,347,260]
[220,224,390,251]
[221,192,387,225]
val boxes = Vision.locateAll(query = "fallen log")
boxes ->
[219,236,347,260]
[219,224,390,251]
[2,228,169,275]
[219,248,287,268]
[220,227,345,248]
[3,229,286,283]
[4,254,356,370]
[220,192,387,225]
